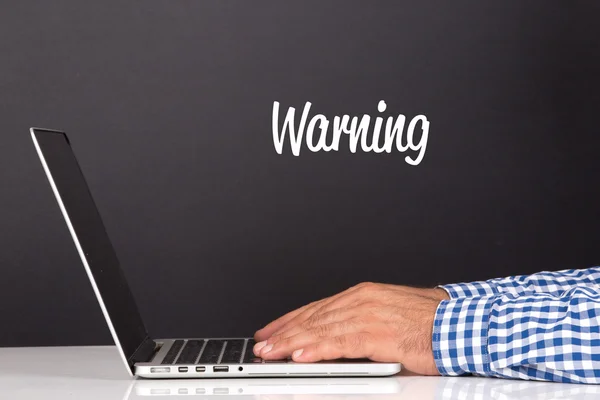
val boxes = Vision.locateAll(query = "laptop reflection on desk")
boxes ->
[132,377,402,397]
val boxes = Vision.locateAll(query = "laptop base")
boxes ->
[135,338,401,379]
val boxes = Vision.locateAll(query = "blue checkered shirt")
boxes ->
[433,266,600,383]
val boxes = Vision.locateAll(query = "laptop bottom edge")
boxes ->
[135,337,401,379]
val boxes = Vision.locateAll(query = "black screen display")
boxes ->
[33,129,148,364]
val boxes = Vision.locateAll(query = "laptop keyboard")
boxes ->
[161,339,262,365]
[197,339,223,364]
[176,340,204,364]
[161,340,184,364]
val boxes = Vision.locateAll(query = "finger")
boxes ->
[268,307,360,345]
[268,284,370,338]
[261,319,364,360]
[255,300,332,355]
[267,301,327,338]
[254,301,317,343]
[291,333,373,363]
[268,293,352,338]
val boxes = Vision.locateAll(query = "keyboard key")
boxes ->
[197,340,225,364]
[220,340,245,364]
[161,340,184,365]
[176,340,204,364]
[243,339,261,363]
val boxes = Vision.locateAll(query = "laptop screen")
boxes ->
[31,129,148,369]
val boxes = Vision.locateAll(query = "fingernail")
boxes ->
[261,344,273,354]
[292,349,304,359]
[254,341,267,353]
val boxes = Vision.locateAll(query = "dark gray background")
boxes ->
[1,1,599,347]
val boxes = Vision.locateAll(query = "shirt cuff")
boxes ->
[432,296,495,376]
[438,281,499,299]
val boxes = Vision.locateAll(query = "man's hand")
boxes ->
[253,282,449,375]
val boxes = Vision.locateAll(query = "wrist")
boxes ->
[430,287,450,301]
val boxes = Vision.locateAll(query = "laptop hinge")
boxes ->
[128,336,158,367]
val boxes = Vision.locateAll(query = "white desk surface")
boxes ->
[0,346,597,399]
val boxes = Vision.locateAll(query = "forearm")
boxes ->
[439,266,600,299]
[433,286,600,383]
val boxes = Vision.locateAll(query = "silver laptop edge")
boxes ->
[30,127,401,379]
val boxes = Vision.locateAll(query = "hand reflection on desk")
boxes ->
[128,374,600,400]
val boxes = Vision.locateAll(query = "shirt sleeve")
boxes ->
[438,266,600,299]
[432,286,600,383]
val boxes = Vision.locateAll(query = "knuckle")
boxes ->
[302,318,315,330]
[358,282,377,292]
[348,333,368,351]
[354,333,368,347]
[341,318,359,331]
[268,334,281,344]
[362,310,379,323]
[317,309,336,323]
[280,336,293,347]
[360,300,379,311]
[334,335,348,348]
[271,329,285,338]
[305,311,326,328]
[314,324,330,338]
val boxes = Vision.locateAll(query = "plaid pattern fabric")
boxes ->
[441,266,600,298]
[433,296,493,376]
[433,267,600,383]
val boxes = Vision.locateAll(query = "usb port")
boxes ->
[178,367,188,373]
[150,367,170,373]
[196,366,206,373]
[213,366,229,373]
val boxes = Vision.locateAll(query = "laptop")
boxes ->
[30,127,402,379]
